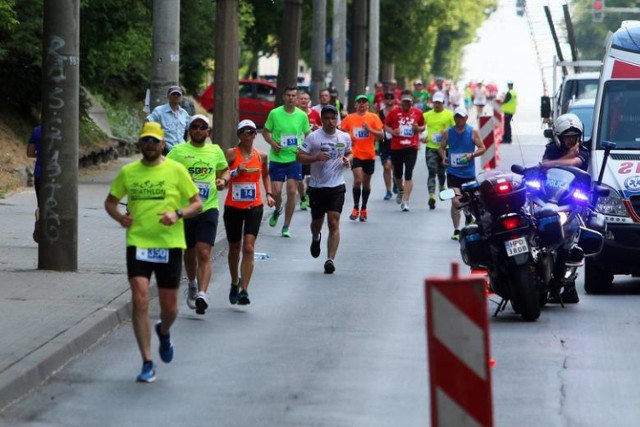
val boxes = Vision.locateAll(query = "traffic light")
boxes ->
[593,0,605,23]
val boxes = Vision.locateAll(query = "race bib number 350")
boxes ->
[136,248,169,263]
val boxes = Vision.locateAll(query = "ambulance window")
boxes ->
[601,80,640,149]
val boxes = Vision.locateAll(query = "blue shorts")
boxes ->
[269,161,303,182]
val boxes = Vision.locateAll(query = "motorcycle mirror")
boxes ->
[511,164,525,175]
[543,128,554,139]
[578,227,605,257]
[597,140,617,185]
[596,185,610,198]
[439,189,456,200]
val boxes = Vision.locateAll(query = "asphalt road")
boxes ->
[5,124,640,427]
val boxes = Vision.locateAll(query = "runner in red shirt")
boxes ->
[384,90,425,212]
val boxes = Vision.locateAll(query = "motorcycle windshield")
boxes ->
[543,168,575,203]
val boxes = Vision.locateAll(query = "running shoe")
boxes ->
[428,196,436,210]
[281,226,292,237]
[392,183,399,194]
[269,208,282,227]
[229,279,240,305]
[465,214,474,225]
[396,191,403,204]
[195,291,208,315]
[359,209,368,222]
[451,229,461,240]
[310,232,322,258]
[324,259,336,274]
[136,361,156,383]
[238,289,251,305]
[401,202,410,212]
[185,280,197,310]
[384,191,393,201]
[155,321,174,363]
[349,208,360,220]
[300,195,310,211]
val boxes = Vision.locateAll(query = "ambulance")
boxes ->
[586,21,640,293]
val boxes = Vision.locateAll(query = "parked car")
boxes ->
[567,98,596,141]
[199,79,276,128]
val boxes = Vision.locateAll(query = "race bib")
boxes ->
[353,127,369,139]
[195,181,210,200]
[232,182,257,202]
[281,134,298,147]
[451,153,468,167]
[399,125,414,138]
[136,247,169,264]
[431,133,442,143]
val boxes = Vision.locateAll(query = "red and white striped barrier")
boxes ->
[426,262,493,427]
[479,116,497,169]
[492,100,503,145]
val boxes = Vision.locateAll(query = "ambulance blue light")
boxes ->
[612,22,640,53]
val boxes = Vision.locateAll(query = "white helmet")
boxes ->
[553,113,583,148]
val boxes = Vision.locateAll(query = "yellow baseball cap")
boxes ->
[140,122,164,140]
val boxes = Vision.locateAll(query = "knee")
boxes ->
[242,241,255,258]
[196,247,212,264]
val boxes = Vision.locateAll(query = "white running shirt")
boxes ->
[300,128,352,188]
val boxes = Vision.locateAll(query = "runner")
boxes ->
[297,105,352,274]
[263,86,311,238]
[378,92,397,200]
[383,90,426,212]
[423,92,455,209]
[223,120,275,306]
[438,107,485,239]
[296,90,321,211]
[339,94,384,221]
[166,114,229,315]
[104,121,202,382]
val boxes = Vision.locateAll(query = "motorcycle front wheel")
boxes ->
[509,263,541,321]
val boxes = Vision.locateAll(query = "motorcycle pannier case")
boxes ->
[459,224,488,266]
[478,173,527,216]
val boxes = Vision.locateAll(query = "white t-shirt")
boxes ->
[300,128,352,188]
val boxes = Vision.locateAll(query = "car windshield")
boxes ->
[597,80,640,150]
[568,104,594,140]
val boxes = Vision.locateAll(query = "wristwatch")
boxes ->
[175,209,184,219]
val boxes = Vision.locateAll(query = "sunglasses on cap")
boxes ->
[169,92,182,96]
[189,124,209,131]
[139,136,161,144]
[238,128,257,136]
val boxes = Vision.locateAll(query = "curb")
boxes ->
[0,234,230,413]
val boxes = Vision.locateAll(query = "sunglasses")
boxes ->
[384,95,395,100]
[169,92,182,97]
[189,124,209,131]
[139,136,161,144]
[239,129,257,135]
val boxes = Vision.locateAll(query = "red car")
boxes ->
[198,79,277,128]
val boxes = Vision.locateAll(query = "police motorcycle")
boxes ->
[509,117,609,306]
[442,170,541,321]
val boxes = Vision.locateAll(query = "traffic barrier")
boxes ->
[425,262,493,427]
[479,116,497,169]
[492,100,504,145]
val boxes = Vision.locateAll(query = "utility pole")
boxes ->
[563,4,580,72]
[332,0,347,104]
[39,0,80,271]
[348,0,367,112]
[276,0,303,106]
[367,0,380,94]
[150,0,180,110]
[311,0,327,104]
[213,0,239,150]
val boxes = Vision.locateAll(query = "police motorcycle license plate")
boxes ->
[504,237,528,257]
[136,248,169,263]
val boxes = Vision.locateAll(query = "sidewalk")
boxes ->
[0,158,230,412]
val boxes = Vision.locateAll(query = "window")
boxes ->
[599,80,640,149]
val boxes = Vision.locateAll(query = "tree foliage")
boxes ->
[0,0,497,117]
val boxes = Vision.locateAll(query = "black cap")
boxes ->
[321,105,338,115]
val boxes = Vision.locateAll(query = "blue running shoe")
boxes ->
[384,191,392,201]
[136,361,156,383]
[155,321,174,363]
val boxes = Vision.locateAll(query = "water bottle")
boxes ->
[254,252,270,260]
